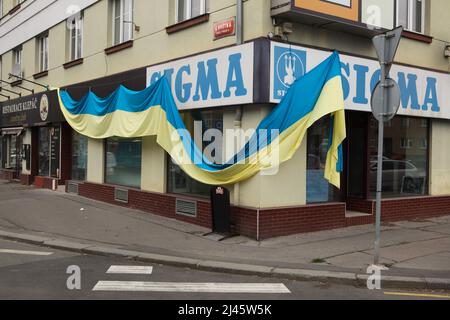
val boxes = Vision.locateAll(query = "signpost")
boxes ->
[371,27,403,266]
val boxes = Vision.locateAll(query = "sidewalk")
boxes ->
[0,179,449,289]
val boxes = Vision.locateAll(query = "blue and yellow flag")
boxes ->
[57,51,346,188]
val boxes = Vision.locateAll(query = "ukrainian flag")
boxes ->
[57,51,346,188]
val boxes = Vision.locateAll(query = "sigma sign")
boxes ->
[270,42,450,120]
[147,43,254,110]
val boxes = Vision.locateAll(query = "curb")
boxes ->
[1,230,449,290]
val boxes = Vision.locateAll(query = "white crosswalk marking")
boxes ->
[93,281,291,293]
[0,249,53,256]
[107,266,153,275]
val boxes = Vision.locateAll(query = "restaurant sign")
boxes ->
[0,90,65,127]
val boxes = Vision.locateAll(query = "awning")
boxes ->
[1,127,23,136]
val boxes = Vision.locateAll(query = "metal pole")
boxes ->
[236,0,243,45]
[374,37,387,266]
[8,73,49,90]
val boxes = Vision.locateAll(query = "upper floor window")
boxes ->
[177,0,206,22]
[112,0,133,45]
[38,34,49,72]
[0,0,3,17]
[12,47,22,77]
[69,13,83,61]
[396,0,425,34]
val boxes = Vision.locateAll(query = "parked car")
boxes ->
[369,159,426,195]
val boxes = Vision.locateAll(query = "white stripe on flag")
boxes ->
[93,281,291,293]
[107,266,153,275]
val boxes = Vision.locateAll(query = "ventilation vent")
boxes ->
[114,188,129,203]
[67,182,79,195]
[176,199,197,217]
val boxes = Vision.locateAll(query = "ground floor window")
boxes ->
[38,125,61,178]
[105,137,142,188]
[368,115,429,198]
[38,127,50,176]
[167,109,223,197]
[306,116,341,203]
[0,136,4,169]
[72,131,88,181]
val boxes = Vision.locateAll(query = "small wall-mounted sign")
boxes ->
[213,17,236,40]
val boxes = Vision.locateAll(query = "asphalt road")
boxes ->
[0,239,449,301]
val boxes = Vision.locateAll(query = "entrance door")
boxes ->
[343,111,369,202]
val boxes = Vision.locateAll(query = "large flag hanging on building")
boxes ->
[57,51,346,188]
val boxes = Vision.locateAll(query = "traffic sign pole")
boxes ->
[374,49,387,266]
[371,27,403,267]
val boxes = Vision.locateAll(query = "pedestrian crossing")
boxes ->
[0,249,53,256]
[93,265,291,294]
[107,265,153,275]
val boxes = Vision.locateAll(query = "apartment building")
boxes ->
[0,0,449,239]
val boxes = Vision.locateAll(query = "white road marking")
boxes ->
[0,249,53,256]
[107,265,153,275]
[93,281,291,293]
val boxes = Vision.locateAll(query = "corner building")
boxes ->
[1,0,449,239]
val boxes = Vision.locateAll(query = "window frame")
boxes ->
[69,13,83,61]
[176,0,206,23]
[396,0,426,34]
[112,0,134,45]
[12,47,22,76]
[38,34,49,72]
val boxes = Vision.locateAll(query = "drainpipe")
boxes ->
[234,0,244,208]
[236,0,243,45]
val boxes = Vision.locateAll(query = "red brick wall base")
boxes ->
[65,181,450,240]
[34,176,58,190]
[20,174,34,186]
[0,170,16,181]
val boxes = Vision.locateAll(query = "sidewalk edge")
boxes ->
[1,230,448,290]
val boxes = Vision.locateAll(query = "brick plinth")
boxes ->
[66,181,450,240]
[20,174,34,186]
[0,170,15,181]
[34,176,58,190]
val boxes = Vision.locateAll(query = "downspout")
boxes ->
[234,0,243,208]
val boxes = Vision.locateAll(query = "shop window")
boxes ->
[306,116,341,203]
[167,109,223,197]
[105,137,142,188]
[38,127,50,176]
[368,116,429,198]
[72,131,87,181]
[112,0,133,45]
[177,0,206,22]
[396,0,425,34]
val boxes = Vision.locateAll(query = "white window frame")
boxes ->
[38,34,49,72]
[112,0,134,45]
[396,0,426,34]
[176,0,206,23]
[70,13,83,61]
[0,0,3,18]
[13,47,22,76]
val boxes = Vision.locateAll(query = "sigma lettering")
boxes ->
[149,53,247,103]
[339,62,440,113]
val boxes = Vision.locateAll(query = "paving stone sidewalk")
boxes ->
[0,179,449,286]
